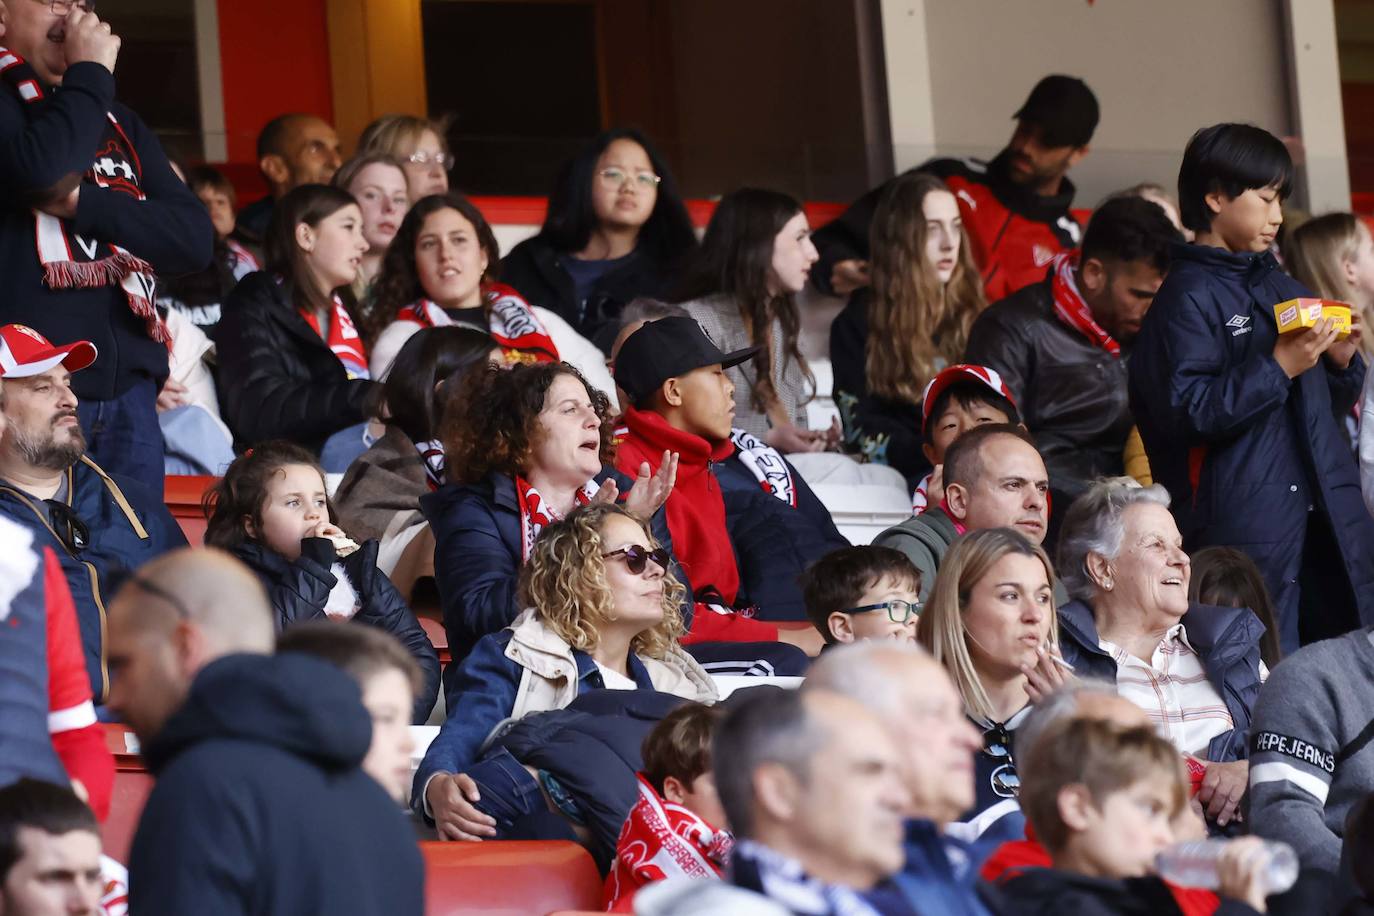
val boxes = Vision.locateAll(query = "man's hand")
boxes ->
[1324,308,1363,371]
[1273,318,1339,379]
[63,7,121,74]
[1197,758,1248,827]
[1215,837,1272,913]
[156,379,190,413]
[830,259,871,296]
[426,773,497,841]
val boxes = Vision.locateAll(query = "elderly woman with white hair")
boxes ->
[1055,477,1267,830]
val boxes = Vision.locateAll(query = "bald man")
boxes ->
[805,642,990,915]
[104,547,274,744]
[237,114,343,242]
[112,548,424,915]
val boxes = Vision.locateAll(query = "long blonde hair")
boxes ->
[917,528,1060,722]
[519,503,685,660]
[866,172,986,403]
[1285,213,1372,358]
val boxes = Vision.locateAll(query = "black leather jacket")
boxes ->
[964,274,1132,502]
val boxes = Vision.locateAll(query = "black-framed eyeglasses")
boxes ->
[46,500,89,552]
[844,599,921,624]
[602,544,670,575]
[983,723,1020,799]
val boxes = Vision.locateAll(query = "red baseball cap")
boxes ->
[920,364,1016,433]
[0,325,98,379]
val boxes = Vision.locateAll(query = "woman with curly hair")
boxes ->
[414,502,717,841]
[361,192,616,403]
[424,361,677,684]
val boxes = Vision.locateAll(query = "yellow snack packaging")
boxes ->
[1273,298,1352,340]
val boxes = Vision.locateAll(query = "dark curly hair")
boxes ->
[203,440,336,550]
[440,362,614,485]
[362,192,501,344]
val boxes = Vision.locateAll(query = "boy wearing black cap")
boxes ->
[614,317,834,657]
[812,74,1097,302]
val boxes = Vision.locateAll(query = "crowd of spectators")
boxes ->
[2,2,1374,914]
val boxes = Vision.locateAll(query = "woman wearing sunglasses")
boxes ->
[414,502,716,842]
[917,526,1063,848]
[424,361,678,699]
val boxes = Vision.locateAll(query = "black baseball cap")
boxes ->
[1013,75,1098,149]
[614,317,759,405]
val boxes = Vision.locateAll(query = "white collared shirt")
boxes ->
[1100,624,1242,757]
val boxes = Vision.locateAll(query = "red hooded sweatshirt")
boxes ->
[615,407,780,643]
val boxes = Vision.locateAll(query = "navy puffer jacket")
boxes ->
[1128,244,1374,635]
[1057,598,1265,763]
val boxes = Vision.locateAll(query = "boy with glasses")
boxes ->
[801,545,922,646]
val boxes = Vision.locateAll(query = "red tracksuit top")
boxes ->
[615,407,780,644]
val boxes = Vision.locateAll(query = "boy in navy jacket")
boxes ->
[1129,123,1374,652]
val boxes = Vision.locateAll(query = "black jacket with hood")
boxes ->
[128,653,425,915]
[986,868,1259,916]
[232,537,440,724]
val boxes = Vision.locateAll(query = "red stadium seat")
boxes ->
[103,769,153,864]
[163,475,218,546]
[422,841,602,915]
[418,617,451,667]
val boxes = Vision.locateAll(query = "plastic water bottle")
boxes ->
[1155,839,1299,895]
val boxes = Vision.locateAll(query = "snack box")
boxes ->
[1273,298,1352,339]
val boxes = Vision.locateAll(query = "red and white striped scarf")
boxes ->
[0,46,167,345]
[396,281,559,364]
[514,474,599,561]
[300,295,369,380]
[603,775,733,910]
[1050,251,1119,357]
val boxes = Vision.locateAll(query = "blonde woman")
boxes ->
[357,113,453,200]
[916,526,1063,845]
[1283,214,1374,515]
[831,172,986,480]
[415,502,717,841]
[1284,212,1374,362]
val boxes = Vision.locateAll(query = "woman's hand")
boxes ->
[621,452,678,519]
[1197,758,1248,827]
[1215,836,1271,913]
[1020,645,1075,704]
[426,773,497,841]
[765,423,826,454]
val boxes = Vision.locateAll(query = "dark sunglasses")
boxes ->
[46,500,89,552]
[983,723,1020,799]
[602,544,670,575]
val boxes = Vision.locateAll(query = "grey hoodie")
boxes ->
[1248,627,1374,876]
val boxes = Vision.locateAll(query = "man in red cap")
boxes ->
[0,324,185,705]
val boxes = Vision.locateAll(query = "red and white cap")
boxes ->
[0,325,98,379]
[920,364,1016,433]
